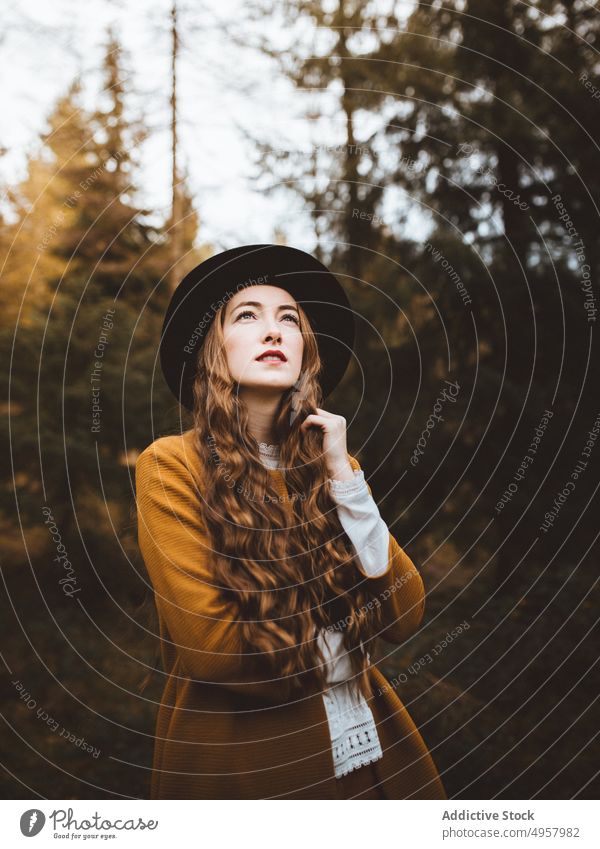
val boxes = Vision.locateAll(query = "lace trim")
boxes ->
[329,469,366,496]
[257,442,280,456]
[322,684,384,779]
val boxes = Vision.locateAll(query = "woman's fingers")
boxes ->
[300,414,325,429]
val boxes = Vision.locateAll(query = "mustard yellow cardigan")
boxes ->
[135,428,447,799]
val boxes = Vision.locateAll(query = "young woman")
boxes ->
[135,244,446,800]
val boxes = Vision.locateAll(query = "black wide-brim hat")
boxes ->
[160,243,356,412]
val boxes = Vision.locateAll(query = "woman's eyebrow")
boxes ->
[233,301,299,312]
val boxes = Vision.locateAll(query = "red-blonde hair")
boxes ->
[188,296,385,702]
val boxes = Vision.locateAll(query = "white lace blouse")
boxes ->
[257,441,391,779]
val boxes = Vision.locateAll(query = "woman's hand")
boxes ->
[299,407,355,481]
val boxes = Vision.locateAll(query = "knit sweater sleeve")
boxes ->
[339,453,426,645]
[135,438,305,703]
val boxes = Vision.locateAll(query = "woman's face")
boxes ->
[222,285,304,392]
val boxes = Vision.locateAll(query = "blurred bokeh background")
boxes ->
[1,0,599,799]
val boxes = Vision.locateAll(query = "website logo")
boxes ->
[20,809,46,836]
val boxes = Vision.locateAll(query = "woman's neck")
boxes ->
[239,386,282,445]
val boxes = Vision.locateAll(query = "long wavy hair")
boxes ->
[186,294,387,703]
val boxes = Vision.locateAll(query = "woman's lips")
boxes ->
[256,351,287,363]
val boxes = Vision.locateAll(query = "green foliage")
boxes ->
[1,4,599,800]
[1,28,198,590]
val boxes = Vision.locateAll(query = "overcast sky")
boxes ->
[1,0,328,252]
[2,0,425,255]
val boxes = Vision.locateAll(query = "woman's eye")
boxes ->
[236,310,299,324]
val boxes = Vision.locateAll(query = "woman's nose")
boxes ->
[261,314,282,342]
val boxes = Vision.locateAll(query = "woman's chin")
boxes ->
[236,378,296,394]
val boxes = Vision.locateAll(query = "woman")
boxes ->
[135,244,446,800]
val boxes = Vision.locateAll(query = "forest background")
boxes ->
[1,0,599,799]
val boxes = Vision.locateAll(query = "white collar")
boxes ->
[257,442,281,456]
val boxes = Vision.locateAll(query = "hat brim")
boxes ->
[159,244,355,412]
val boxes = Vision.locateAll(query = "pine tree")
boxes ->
[365,0,600,569]
[240,1,600,573]
[0,29,200,602]
[235,1,458,540]
[237,0,419,470]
